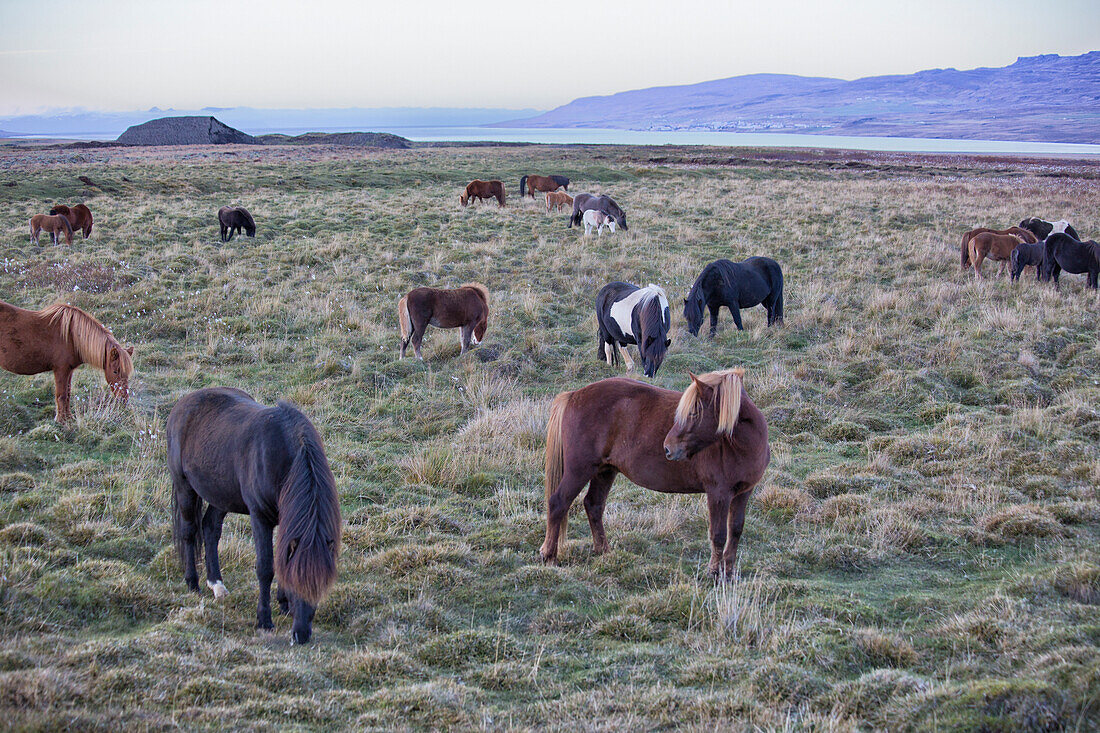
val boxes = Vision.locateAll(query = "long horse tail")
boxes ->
[772,274,784,324]
[544,391,571,554]
[170,440,203,570]
[961,231,972,268]
[274,404,342,606]
[520,175,527,197]
[398,295,411,345]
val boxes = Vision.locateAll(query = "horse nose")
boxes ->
[665,446,672,459]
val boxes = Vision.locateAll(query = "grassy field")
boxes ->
[0,142,1098,731]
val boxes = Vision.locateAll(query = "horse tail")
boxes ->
[274,405,342,606]
[961,232,971,268]
[398,295,411,349]
[59,215,73,240]
[544,391,571,553]
[170,439,203,570]
[773,274,784,324]
[463,282,490,305]
[520,175,527,197]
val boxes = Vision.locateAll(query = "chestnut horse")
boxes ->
[49,204,94,238]
[960,226,1036,268]
[546,191,573,213]
[460,180,505,207]
[968,231,1028,279]
[520,174,568,198]
[0,300,134,422]
[541,368,769,577]
[29,214,73,245]
[399,283,489,359]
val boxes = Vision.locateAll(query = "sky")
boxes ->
[1,0,1097,116]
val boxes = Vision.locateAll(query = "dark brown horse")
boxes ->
[219,206,256,242]
[541,368,769,577]
[968,231,1028,279]
[168,387,342,645]
[0,300,134,422]
[29,214,73,245]
[520,174,568,198]
[49,204,94,238]
[960,226,1036,268]
[399,284,489,359]
[460,180,506,207]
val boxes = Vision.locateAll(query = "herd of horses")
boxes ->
[6,171,1093,643]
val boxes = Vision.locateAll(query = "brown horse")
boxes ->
[460,180,506,207]
[29,214,74,245]
[546,191,574,213]
[0,300,134,422]
[960,226,1036,268]
[968,231,1028,279]
[49,204,94,238]
[541,368,770,577]
[520,174,567,198]
[398,284,489,359]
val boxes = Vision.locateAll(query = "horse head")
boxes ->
[104,343,135,403]
[615,212,628,231]
[664,368,745,460]
[460,192,469,207]
[683,292,705,336]
[637,291,670,378]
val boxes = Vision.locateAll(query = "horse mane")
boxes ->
[238,207,256,228]
[463,283,490,304]
[674,368,745,437]
[41,303,130,374]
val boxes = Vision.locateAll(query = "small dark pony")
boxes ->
[399,283,489,359]
[960,226,1036,268]
[1010,242,1046,282]
[1019,217,1080,242]
[0,300,134,422]
[569,193,627,230]
[168,387,342,645]
[49,204,94,238]
[460,180,506,207]
[1040,233,1100,290]
[541,368,770,577]
[219,206,256,242]
[684,257,783,336]
[29,214,73,245]
[596,282,671,378]
[520,174,569,198]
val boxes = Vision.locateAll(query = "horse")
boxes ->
[582,209,617,236]
[1040,233,1100,290]
[541,368,770,577]
[520,174,567,198]
[399,284,489,359]
[460,180,506,207]
[595,282,671,378]
[967,231,1028,279]
[167,387,342,645]
[1010,242,1046,282]
[960,226,1036,268]
[569,193,627,230]
[218,206,256,242]
[684,258,784,337]
[29,214,73,245]
[49,204,94,238]
[0,300,134,422]
[1019,217,1081,242]
[545,191,574,213]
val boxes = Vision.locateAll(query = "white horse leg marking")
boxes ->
[207,580,229,599]
[622,346,635,371]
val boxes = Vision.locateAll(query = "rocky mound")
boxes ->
[117,116,257,146]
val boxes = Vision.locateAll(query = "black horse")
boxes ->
[684,258,784,336]
[569,193,628,230]
[168,387,342,644]
[596,282,671,378]
[219,206,256,242]
[1010,242,1046,282]
[1040,233,1100,290]
[1019,217,1080,242]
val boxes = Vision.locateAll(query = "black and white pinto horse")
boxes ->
[570,193,628,231]
[596,282,671,378]
[1040,233,1100,290]
[684,257,784,336]
[1019,217,1081,242]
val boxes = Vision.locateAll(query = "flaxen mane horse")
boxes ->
[596,282,671,378]
[0,300,134,422]
[49,204,94,238]
[399,284,489,359]
[541,368,770,577]
[29,214,73,245]
[1040,233,1100,290]
[218,206,256,242]
[967,231,1028,279]
[684,258,783,336]
[960,226,1036,268]
[520,174,568,198]
[460,180,506,207]
[545,191,574,213]
[168,387,342,645]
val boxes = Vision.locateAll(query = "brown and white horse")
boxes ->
[398,284,489,359]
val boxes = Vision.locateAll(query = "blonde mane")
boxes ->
[462,282,490,304]
[674,368,745,436]
[41,303,132,375]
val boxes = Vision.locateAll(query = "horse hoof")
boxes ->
[256,621,275,631]
[207,580,229,599]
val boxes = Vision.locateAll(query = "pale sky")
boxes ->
[1,0,1097,115]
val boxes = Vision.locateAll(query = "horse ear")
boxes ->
[665,338,671,348]
[126,346,134,356]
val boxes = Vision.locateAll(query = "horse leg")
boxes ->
[410,320,427,360]
[708,304,720,337]
[250,515,275,630]
[540,466,592,564]
[202,505,229,598]
[705,491,733,578]
[52,366,73,422]
[720,486,754,578]
[583,468,616,554]
[220,224,228,242]
[730,305,744,332]
[620,343,635,371]
[460,324,473,353]
[173,474,202,593]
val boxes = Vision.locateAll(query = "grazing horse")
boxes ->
[960,226,1036,268]
[399,284,489,359]
[168,387,342,645]
[1040,233,1100,290]
[582,209,617,236]
[0,300,134,422]
[29,214,73,245]
[520,174,567,198]
[684,258,784,336]
[541,368,769,577]
[967,231,1028,279]
[49,204,94,238]
[545,191,574,213]
[1019,217,1080,242]
[218,206,256,242]
[569,193,628,230]
[1010,242,1046,282]
[596,282,671,378]
[460,180,506,207]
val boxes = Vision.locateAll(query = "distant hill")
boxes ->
[118,116,257,145]
[497,52,1100,143]
[256,131,411,148]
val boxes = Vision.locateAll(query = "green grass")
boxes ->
[0,142,1098,730]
